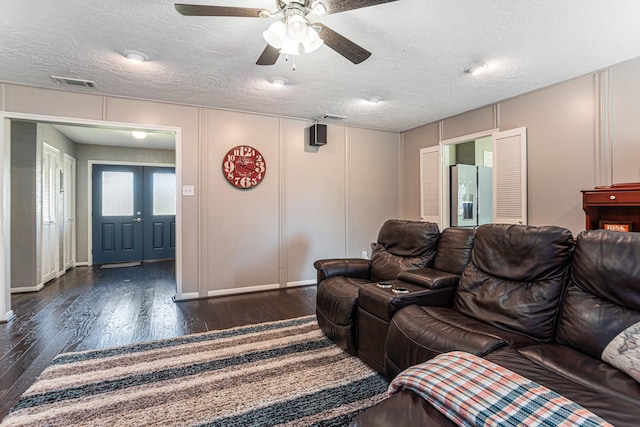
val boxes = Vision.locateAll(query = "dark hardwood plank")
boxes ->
[0,261,317,421]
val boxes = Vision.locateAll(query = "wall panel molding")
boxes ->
[344,127,352,256]
[197,108,208,297]
[278,118,287,287]
[398,134,405,218]
[595,69,613,186]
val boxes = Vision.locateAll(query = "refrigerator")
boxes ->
[450,165,493,227]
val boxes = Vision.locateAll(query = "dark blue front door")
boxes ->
[92,165,143,264]
[142,166,176,261]
[92,165,175,265]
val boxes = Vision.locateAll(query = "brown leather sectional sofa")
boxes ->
[315,221,640,426]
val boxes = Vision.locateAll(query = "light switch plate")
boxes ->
[182,185,195,196]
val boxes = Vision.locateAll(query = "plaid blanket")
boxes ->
[389,351,613,427]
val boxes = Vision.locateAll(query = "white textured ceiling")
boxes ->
[52,124,176,150]
[2,0,640,133]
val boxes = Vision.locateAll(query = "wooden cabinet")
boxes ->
[581,183,640,231]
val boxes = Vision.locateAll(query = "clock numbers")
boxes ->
[222,145,266,189]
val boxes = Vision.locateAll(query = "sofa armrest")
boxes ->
[313,258,371,284]
[359,282,457,321]
[397,268,461,290]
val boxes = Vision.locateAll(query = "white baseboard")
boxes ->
[74,262,89,267]
[207,283,280,298]
[174,291,200,301]
[11,284,45,294]
[1,310,15,323]
[287,279,316,287]
[165,280,316,302]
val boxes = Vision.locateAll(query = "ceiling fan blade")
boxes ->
[315,23,371,64]
[322,0,399,15]
[174,4,265,18]
[256,45,280,65]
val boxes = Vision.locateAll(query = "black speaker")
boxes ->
[309,123,327,146]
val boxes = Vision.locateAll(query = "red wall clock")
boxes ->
[222,145,266,189]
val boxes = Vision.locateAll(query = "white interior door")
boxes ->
[420,146,441,226]
[493,127,528,225]
[41,143,60,284]
[63,154,76,270]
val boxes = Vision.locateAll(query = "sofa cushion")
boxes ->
[485,346,640,426]
[384,305,538,377]
[431,226,476,274]
[370,220,439,282]
[453,224,574,342]
[350,389,456,427]
[390,351,612,427]
[555,230,640,359]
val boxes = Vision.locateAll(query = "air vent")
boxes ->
[316,114,347,121]
[50,76,98,89]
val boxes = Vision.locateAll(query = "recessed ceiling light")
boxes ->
[123,50,148,64]
[366,96,382,104]
[465,63,489,76]
[270,77,287,87]
[131,130,148,139]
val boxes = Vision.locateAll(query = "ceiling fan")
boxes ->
[174,0,399,65]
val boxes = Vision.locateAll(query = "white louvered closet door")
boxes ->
[420,146,441,226]
[41,143,60,284]
[493,127,527,225]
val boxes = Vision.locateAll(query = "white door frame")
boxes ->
[88,160,176,266]
[0,117,12,322]
[63,153,77,271]
[0,111,183,322]
[438,129,498,230]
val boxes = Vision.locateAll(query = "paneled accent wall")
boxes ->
[0,83,401,319]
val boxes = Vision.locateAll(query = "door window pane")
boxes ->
[153,172,176,216]
[102,171,134,216]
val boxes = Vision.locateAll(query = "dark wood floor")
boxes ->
[0,261,317,421]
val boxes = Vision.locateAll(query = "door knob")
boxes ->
[133,218,142,223]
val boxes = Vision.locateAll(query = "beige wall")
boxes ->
[0,83,401,310]
[611,60,640,183]
[402,57,640,237]
[403,122,439,221]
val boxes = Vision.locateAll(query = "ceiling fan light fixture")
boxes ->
[280,38,300,56]
[286,14,309,42]
[465,62,489,76]
[302,27,324,53]
[263,20,286,49]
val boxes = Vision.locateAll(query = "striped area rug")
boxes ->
[1,316,389,427]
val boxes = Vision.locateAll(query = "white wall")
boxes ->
[0,83,401,318]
